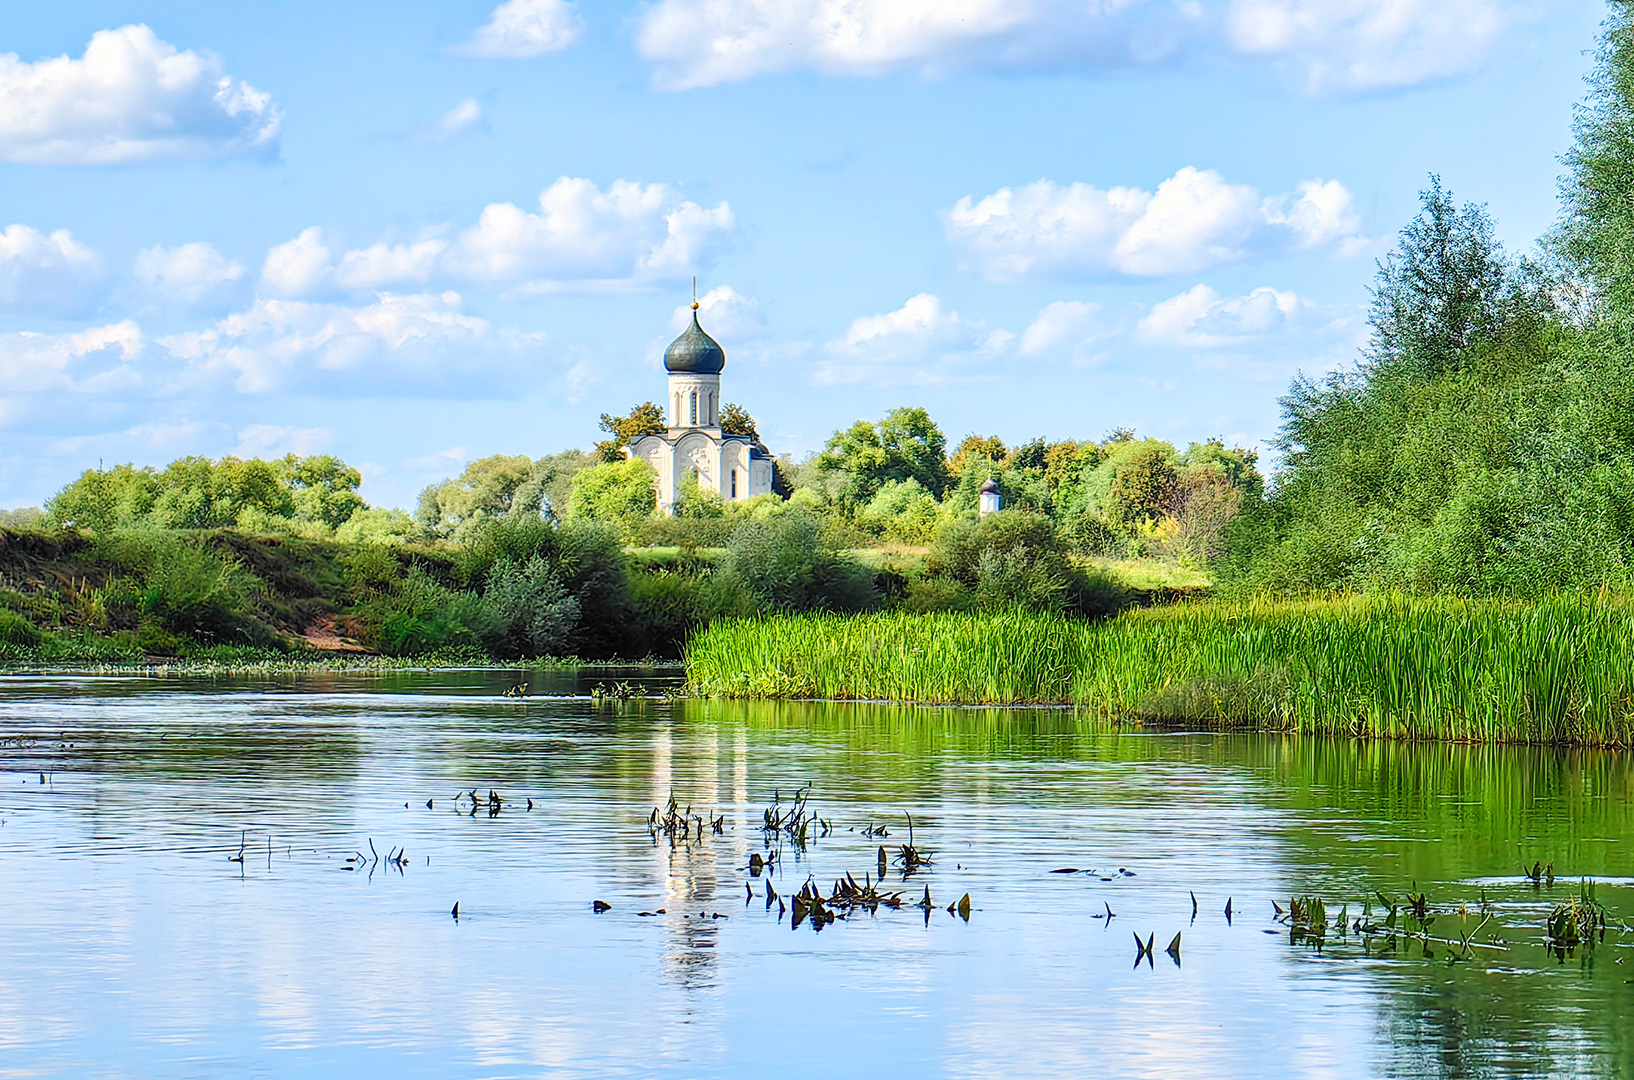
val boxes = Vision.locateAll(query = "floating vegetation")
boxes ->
[760,784,831,850]
[591,681,641,704]
[1523,860,1556,887]
[648,793,724,844]
[891,813,932,876]
[1546,880,1623,954]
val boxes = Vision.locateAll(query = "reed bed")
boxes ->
[683,596,1634,746]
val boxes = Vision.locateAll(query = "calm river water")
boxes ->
[0,669,1630,1079]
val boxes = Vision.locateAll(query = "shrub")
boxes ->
[483,555,580,657]
[368,566,502,656]
[718,510,878,613]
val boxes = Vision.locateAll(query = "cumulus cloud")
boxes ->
[1018,300,1104,359]
[0,25,281,165]
[669,286,765,340]
[414,99,485,143]
[135,242,245,306]
[334,240,448,290]
[1137,279,1352,348]
[260,227,335,298]
[0,224,105,315]
[819,293,1011,385]
[946,167,1364,280]
[260,179,732,297]
[1226,0,1513,92]
[634,0,1520,92]
[160,291,541,394]
[0,321,142,394]
[449,177,734,289]
[457,0,584,59]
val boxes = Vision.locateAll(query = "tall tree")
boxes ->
[1366,176,1512,381]
[1554,0,1634,322]
[594,402,666,462]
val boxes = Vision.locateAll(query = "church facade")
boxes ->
[626,302,774,513]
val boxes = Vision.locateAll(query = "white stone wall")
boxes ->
[667,373,721,430]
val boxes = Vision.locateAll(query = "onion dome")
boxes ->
[664,305,725,374]
[979,477,999,495]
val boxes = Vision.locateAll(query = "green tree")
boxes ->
[1366,176,1516,381]
[594,402,667,462]
[815,407,949,504]
[1105,443,1179,529]
[566,460,658,537]
[277,454,365,528]
[719,403,759,439]
[1554,1,1634,322]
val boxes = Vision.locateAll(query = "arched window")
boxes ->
[689,391,698,426]
[673,393,680,426]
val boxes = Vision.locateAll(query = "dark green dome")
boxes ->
[664,311,725,374]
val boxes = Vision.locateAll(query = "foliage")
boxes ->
[716,509,879,613]
[814,407,950,503]
[484,554,581,657]
[47,455,369,537]
[594,402,667,462]
[416,450,592,538]
[687,595,1634,747]
[565,460,658,539]
[719,402,759,439]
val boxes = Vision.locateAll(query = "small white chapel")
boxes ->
[626,299,775,514]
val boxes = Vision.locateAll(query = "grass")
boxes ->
[683,595,1634,746]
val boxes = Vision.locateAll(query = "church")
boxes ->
[626,299,775,514]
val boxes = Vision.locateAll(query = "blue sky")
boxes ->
[0,0,1611,510]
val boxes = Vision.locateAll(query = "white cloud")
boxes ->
[449,177,734,288]
[235,424,332,457]
[261,179,733,297]
[414,99,485,143]
[0,322,142,394]
[1225,0,1513,92]
[160,291,539,394]
[0,224,105,314]
[669,286,765,340]
[820,293,1011,384]
[261,227,335,298]
[947,167,1365,280]
[1137,283,1351,350]
[135,242,245,306]
[458,0,584,59]
[0,25,281,165]
[334,240,448,290]
[634,0,1520,91]
[49,420,214,459]
[1019,300,1104,359]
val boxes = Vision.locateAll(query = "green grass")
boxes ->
[684,596,1634,746]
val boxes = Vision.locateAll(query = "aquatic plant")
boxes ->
[685,595,1634,745]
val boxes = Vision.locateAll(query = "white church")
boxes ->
[626,300,775,513]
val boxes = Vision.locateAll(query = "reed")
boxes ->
[683,595,1634,746]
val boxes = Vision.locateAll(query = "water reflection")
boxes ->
[0,673,1628,1079]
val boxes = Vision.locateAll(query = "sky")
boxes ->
[0,0,1613,511]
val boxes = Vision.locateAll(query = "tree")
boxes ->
[594,402,666,462]
[1366,176,1514,381]
[948,434,1007,475]
[565,460,658,537]
[1106,443,1179,529]
[277,454,364,528]
[815,407,950,504]
[719,402,759,439]
[1554,1,1634,322]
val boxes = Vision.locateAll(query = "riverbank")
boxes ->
[684,597,1634,746]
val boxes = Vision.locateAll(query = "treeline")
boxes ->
[1220,5,1634,596]
[0,507,1135,662]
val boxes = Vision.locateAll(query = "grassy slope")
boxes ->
[685,598,1634,746]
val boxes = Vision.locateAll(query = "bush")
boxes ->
[483,554,580,657]
[94,532,264,642]
[0,609,42,647]
[929,511,1124,617]
[718,510,878,613]
[367,566,502,656]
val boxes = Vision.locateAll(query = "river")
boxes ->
[0,669,1629,1078]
